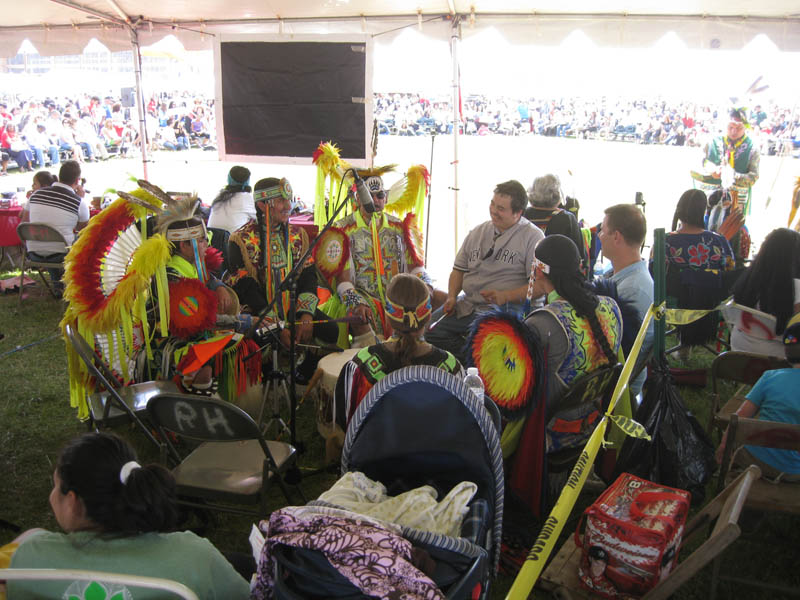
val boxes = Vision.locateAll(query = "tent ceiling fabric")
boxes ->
[2,0,799,56]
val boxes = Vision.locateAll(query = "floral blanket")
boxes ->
[253,505,444,600]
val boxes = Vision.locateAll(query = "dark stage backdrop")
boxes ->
[219,40,367,160]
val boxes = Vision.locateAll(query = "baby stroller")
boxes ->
[266,365,504,599]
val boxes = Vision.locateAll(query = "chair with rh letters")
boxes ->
[64,324,177,448]
[537,465,760,599]
[709,351,790,437]
[146,393,302,516]
[15,222,69,308]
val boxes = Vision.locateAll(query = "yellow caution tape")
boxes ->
[609,414,651,440]
[506,304,657,599]
[664,296,733,326]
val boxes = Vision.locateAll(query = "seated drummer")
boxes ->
[154,197,254,391]
[158,197,237,314]
[225,177,337,350]
[334,273,463,430]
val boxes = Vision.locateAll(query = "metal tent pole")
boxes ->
[653,228,666,356]
[450,17,461,255]
[129,28,149,180]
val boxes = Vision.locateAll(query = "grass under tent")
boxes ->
[1,262,799,599]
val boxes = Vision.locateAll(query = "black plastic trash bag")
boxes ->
[614,358,716,504]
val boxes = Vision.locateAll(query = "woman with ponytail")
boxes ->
[525,234,622,408]
[335,273,463,429]
[662,189,733,350]
[501,234,623,468]
[207,165,255,233]
[7,432,249,599]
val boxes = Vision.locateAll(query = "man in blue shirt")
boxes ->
[598,204,653,397]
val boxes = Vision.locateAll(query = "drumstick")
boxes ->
[301,367,325,403]
[427,312,448,332]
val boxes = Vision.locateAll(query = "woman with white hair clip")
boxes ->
[6,432,250,599]
[502,234,622,456]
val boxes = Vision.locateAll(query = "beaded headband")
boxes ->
[385,295,432,330]
[254,178,293,203]
[533,258,551,274]
[165,223,206,242]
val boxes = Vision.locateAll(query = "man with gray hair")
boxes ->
[524,173,588,276]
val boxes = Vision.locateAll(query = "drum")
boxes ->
[315,348,359,442]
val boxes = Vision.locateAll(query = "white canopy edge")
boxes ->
[2,12,800,57]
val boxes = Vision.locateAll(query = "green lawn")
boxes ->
[2,276,798,599]
[1,136,799,597]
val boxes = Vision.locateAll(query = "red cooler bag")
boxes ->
[576,473,691,598]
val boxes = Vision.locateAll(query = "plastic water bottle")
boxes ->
[464,367,485,402]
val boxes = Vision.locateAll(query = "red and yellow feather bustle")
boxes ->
[466,308,544,420]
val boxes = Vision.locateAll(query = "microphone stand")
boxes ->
[244,169,362,448]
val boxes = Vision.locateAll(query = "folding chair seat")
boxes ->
[709,351,789,436]
[712,415,800,598]
[147,393,302,516]
[716,414,800,515]
[15,222,69,307]
[64,324,175,448]
[537,465,759,600]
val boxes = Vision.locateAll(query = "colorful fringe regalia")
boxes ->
[60,187,170,420]
[156,195,259,403]
[466,307,548,516]
[312,141,352,227]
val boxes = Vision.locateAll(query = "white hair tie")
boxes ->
[120,461,141,484]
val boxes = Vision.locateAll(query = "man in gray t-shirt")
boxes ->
[426,180,544,364]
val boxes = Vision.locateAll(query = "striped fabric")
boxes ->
[28,185,82,215]
[342,365,505,574]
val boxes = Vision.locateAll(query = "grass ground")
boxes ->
[1,137,799,598]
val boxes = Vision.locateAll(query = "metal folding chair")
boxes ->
[147,393,302,516]
[63,324,176,448]
[15,222,69,307]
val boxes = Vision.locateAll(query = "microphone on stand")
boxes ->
[353,174,376,214]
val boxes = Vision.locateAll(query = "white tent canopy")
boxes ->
[2,0,800,58]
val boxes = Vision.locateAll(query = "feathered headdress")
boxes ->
[60,181,173,420]
[312,141,351,226]
[385,164,430,232]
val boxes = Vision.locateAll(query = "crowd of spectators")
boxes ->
[375,92,800,156]
[0,91,216,175]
